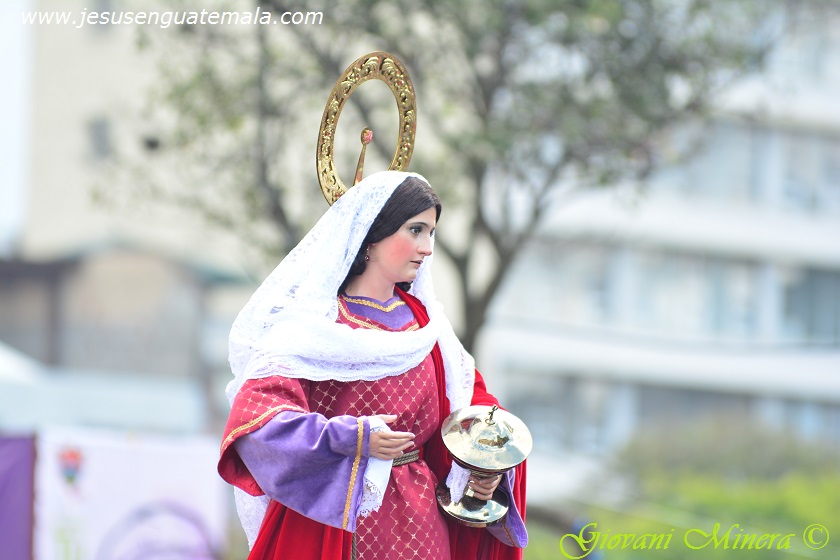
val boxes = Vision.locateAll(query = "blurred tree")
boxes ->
[126,0,775,351]
[583,416,840,560]
[614,414,840,480]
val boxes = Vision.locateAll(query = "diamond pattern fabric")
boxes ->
[299,295,451,559]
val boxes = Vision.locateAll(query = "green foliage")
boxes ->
[548,417,840,560]
[614,414,840,480]
[563,472,840,560]
[648,471,840,530]
[524,520,571,560]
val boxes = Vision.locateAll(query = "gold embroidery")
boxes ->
[338,300,385,330]
[343,417,365,530]
[338,298,419,332]
[342,295,406,313]
[222,403,307,449]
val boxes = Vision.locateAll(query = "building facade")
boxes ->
[479,6,840,457]
[1,0,256,434]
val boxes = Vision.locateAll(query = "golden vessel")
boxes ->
[436,405,532,527]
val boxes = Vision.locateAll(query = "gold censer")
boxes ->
[436,405,532,527]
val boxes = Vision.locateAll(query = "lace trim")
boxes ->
[233,489,269,550]
[446,462,472,503]
[359,477,386,519]
[359,418,391,520]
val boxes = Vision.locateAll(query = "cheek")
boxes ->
[381,236,415,261]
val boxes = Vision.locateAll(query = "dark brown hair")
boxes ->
[339,176,441,294]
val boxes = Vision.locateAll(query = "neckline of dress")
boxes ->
[340,292,407,314]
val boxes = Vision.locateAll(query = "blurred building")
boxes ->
[480,7,840,457]
[1,7,246,555]
[0,243,245,432]
[0,0,253,434]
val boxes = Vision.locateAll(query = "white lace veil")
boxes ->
[226,170,476,546]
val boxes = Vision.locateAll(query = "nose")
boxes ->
[418,235,433,256]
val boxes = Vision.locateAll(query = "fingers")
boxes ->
[377,430,415,442]
[368,414,419,460]
[369,430,415,461]
[368,414,413,460]
[470,474,501,490]
[471,489,494,500]
[467,474,502,501]
[468,487,494,500]
[373,432,415,449]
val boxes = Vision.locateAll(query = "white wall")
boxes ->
[0,0,33,256]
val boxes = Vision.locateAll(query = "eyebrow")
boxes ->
[409,220,435,229]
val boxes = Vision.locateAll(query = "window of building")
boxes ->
[506,372,571,450]
[773,13,832,82]
[685,122,756,203]
[633,251,706,335]
[495,240,612,327]
[632,251,757,339]
[782,267,840,345]
[783,132,821,212]
[654,120,840,216]
[704,258,757,337]
[819,137,840,214]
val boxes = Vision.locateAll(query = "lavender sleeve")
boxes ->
[234,410,370,532]
[487,469,528,548]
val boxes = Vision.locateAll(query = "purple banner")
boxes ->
[0,435,35,560]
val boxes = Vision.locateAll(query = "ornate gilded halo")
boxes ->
[316,51,417,205]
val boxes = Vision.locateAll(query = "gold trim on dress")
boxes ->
[222,403,308,449]
[338,300,386,330]
[342,294,406,313]
[338,297,418,332]
[343,417,365,530]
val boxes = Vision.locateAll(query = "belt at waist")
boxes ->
[392,449,420,467]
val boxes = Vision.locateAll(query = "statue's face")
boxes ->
[367,206,436,285]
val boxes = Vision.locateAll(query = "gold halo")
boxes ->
[316,52,417,205]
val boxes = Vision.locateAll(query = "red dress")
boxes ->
[219,288,527,559]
